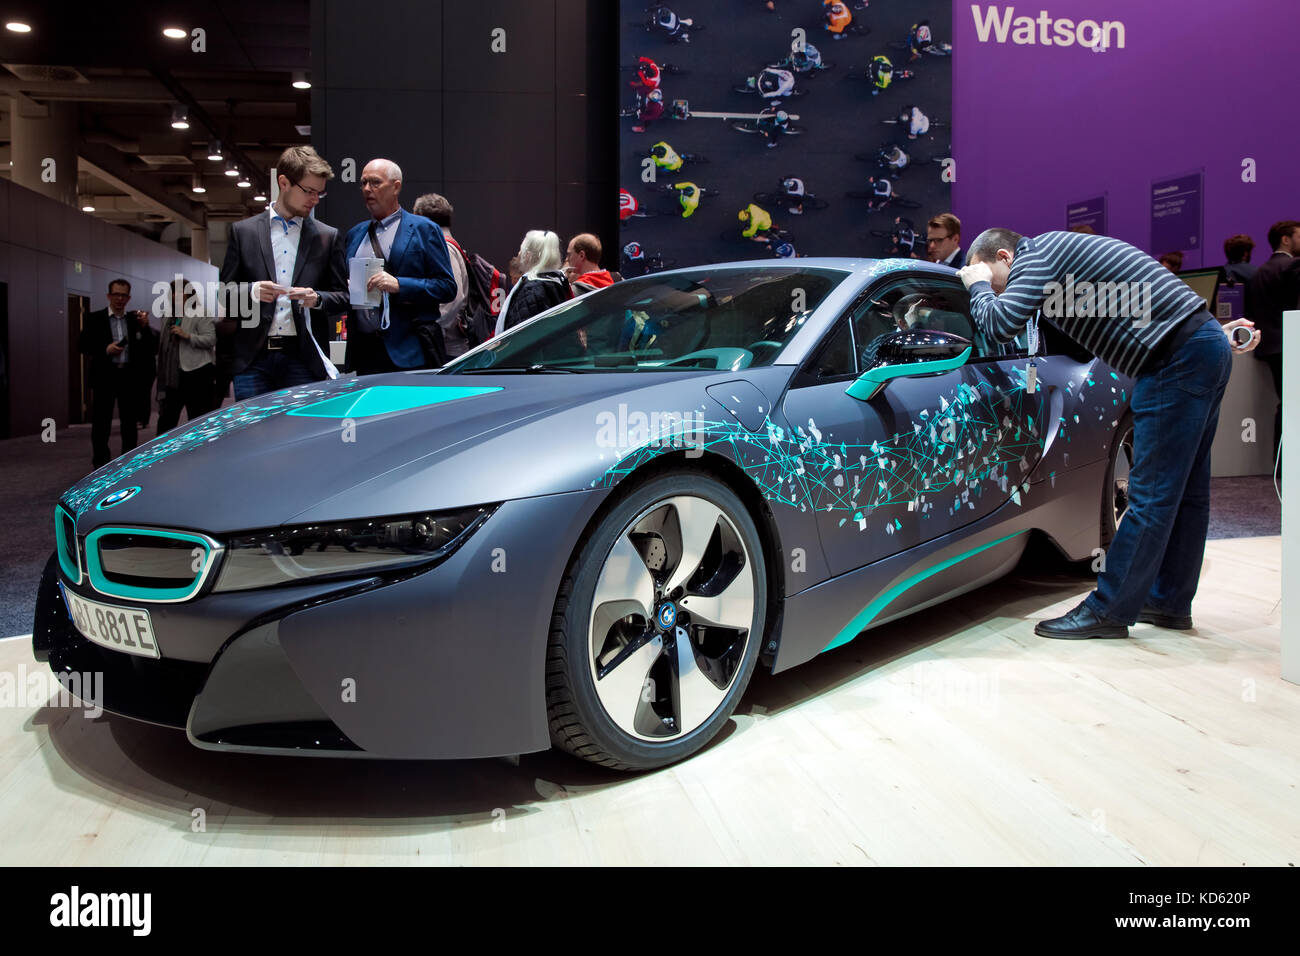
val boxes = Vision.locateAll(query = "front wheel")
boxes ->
[546,472,767,770]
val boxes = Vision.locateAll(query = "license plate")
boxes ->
[59,584,160,659]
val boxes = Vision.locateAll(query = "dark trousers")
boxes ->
[232,348,319,400]
[157,365,217,433]
[1085,317,1233,623]
[90,366,139,468]
[347,332,401,375]
[135,372,156,428]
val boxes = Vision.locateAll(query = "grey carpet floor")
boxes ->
[0,425,1284,639]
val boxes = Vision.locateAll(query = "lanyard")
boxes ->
[1026,314,1039,357]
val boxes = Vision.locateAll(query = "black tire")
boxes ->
[546,471,767,770]
[1101,412,1134,548]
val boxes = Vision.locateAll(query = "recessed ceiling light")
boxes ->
[5,21,32,33]
[207,140,223,161]
[224,162,239,177]
[253,193,267,203]
[80,195,95,212]
[291,71,311,90]
[236,174,251,188]
[191,175,206,194]
[163,27,187,39]
[170,105,189,130]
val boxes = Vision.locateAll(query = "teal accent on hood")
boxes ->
[821,529,1028,652]
[286,385,504,419]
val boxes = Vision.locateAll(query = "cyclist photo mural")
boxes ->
[619,0,953,276]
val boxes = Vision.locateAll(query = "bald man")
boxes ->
[344,158,457,373]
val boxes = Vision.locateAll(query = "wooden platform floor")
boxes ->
[1,536,1293,866]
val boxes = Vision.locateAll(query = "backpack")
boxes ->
[446,236,505,348]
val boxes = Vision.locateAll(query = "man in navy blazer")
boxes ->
[345,159,457,372]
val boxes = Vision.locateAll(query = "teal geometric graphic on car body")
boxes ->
[596,374,1046,529]
[62,378,367,518]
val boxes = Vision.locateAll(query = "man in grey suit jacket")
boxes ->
[218,145,348,400]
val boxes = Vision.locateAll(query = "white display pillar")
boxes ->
[1283,309,1300,684]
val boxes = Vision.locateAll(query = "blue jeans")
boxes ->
[1085,317,1233,623]
[233,349,319,400]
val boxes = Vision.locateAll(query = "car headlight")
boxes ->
[212,505,498,593]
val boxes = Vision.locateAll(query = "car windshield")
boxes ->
[442,265,848,373]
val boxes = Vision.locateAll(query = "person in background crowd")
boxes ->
[412,192,471,359]
[565,233,620,294]
[219,145,348,400]
[156,278,217,433]
[926,213,964,268]
[1222,234,1257,284]
[1158,251,1184,273]
[133,314,158,432]
[78,278,157,469]
[1245,219,1300,470]
[1067,224,1097,234]
[958,228,1259,640]
[496,230,571,334]
[345,159,457,373]
[507,257,523,289]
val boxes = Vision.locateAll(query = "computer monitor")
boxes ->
[1176,268,1221,315]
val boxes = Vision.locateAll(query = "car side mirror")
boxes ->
[846,329,972,401]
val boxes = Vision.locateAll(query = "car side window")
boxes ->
[851,276,1001,361]
[807,318,856,380]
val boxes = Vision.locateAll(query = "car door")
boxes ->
[779,271,1049,577]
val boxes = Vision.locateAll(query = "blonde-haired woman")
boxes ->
[495,230,572,335]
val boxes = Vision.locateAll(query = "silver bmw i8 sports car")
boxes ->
[35,258,1133,770]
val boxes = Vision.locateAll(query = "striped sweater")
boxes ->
[968,232,1208,377]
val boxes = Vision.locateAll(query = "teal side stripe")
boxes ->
[821,529,1028,653]
[287,385,502,419]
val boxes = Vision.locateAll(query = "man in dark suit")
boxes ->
[1245,219,1300,463]
[218,145,347,400]
[927,212,964,268]
[344,158,457,373]
[79,278,158,469]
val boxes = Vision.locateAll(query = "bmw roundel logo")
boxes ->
[657,603,678,629]
[96,486,141,510]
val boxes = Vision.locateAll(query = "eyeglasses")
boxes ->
[926,234,954,245]
[291,179,327,200]
[359,177,388,188]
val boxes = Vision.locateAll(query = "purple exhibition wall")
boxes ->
[952,0,1298,268]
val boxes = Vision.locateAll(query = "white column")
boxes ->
[1283,309,1299,684]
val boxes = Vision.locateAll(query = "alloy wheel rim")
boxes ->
[1113,425,1134,530]
[587,495,756,742]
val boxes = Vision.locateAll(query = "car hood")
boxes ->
[62,368,794,534]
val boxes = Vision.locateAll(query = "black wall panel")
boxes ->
[312,0,616,271]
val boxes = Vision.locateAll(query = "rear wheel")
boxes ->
[1101,413,1134,547]
[546,472,766,770]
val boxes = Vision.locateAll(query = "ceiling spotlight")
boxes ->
[170,105,189,130]
[79,195,95,212]
[207,140,223,161]
[224,161,239,177]
[5,21,32,33]
[236,174,252,188]
[191,175,206,194]
[163,26,187,39]
[253,193,267,203]
[291,71,311,90]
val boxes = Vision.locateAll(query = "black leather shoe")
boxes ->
[1137,605,1193,630]
[1034,602,1129,640]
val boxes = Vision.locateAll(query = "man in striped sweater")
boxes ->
[959,229,1260,640]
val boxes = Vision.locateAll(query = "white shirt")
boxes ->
[943,246,963,267]
[268,205,302,336]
